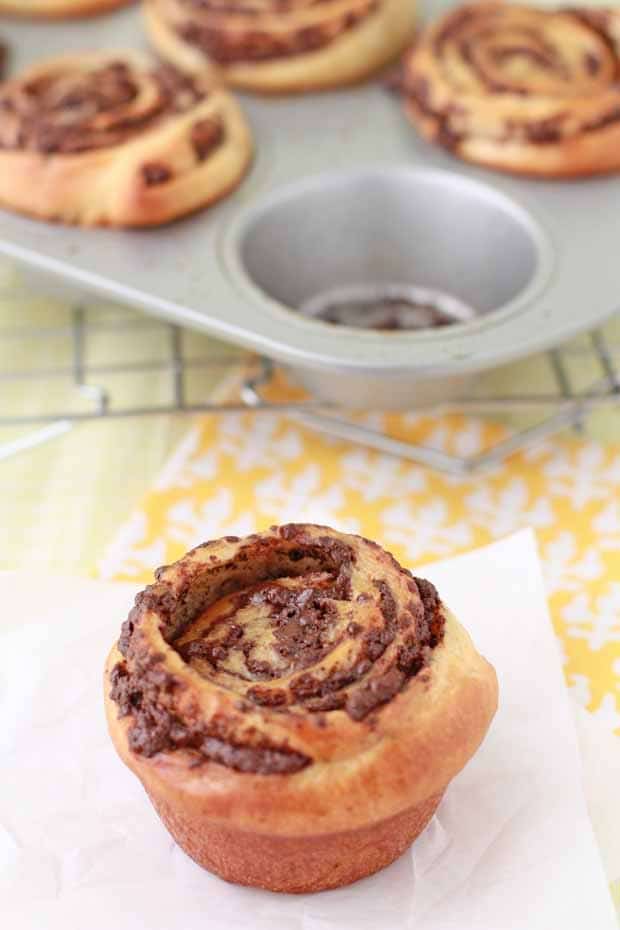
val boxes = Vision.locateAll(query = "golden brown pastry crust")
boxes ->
[0,0,133,17]
[104,524,498,892]
[143,0,417,93]
[0,51,252,227]
[401,2,620,178]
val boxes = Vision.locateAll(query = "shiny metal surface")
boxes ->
[1,1,619,407]
[225,166,551,403]
[234,168,546,320]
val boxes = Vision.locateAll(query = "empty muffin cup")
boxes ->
[221,166,553,407]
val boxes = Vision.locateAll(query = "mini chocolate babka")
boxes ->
[0,51,252,226]
[105,524,498,893]
[143,0,418,93]
[401,2,620,177]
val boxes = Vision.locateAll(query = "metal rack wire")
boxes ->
[1,302,619,474]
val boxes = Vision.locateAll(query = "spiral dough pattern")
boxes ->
[104,524,498,892]
[143,0,418,92]
[109,524,445,774]
[0,51,252,225]
[401,3,620,177]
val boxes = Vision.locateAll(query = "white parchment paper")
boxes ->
[1,530,617,929]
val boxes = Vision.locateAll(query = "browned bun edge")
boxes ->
[0,0,133,18]
[148,786,444,892]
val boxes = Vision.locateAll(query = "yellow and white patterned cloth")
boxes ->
[100,388,620,912]
[101,402,620,739]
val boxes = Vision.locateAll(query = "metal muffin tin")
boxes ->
[2,0,620,406]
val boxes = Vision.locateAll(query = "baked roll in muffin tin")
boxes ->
[143,0,417,93]
[401,3,620,178]
[0,51,252,226]
[1,0,619,407]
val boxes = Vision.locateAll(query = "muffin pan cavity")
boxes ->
[2,3,620,407]
[227,167,548,333]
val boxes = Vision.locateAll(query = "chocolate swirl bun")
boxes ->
[143,0,417,93]
[105,524,497,893]
[0,52,252,226]
[0,0,132,16]
[401,2,620,177]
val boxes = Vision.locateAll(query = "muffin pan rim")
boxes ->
[0,0,619,383]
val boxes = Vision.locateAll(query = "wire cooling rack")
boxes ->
[1,298,619,475]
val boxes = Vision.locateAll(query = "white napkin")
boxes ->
[1,530,617,930]
[573,704,620,887]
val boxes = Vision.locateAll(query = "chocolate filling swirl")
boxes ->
[0,59,224,159]
[402,3,620,153]
[151,0,379,65]
[110,525,445,775]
